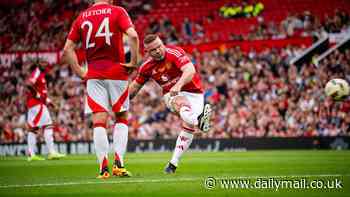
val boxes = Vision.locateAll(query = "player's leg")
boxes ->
[164,93,200,126]
[26,104,45,161]
[92,112,110,179]
[113,112,128,169]
[44,125,66,160]
[26,128,45,161]
[27,129,37,157]
[37,105,65,160]
[108,79,131,177]
[112,111,131,177]
[164,93,196,173]
[86,79,111,179]
[165,122,195,174]
[165,92,209,173]
[165,92,212,132]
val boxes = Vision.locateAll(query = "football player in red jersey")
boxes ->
[25,61,65,161]
[129,34,212,174]
[62,0,139,178]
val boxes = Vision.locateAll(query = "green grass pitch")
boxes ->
[0,150,349,196]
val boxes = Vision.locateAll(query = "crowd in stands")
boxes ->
[1,44,350,143]
[1,0,349,52]
[132,46,350,139]
[229,9,350,41]
[0,0,152,52]
[0,0,88,52]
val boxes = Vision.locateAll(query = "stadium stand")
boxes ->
[0,0,350,143]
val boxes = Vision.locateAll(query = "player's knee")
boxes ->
[92,112,108,127]
[28,128,39,134]
[115,111,128,119]
[182,122,196,132]
[43,124,54,130]
[172,96,190,112]
[26,123,38,133]
[115,111,128,124]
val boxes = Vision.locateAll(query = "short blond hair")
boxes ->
[143,34,159,45]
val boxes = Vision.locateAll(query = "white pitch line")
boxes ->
[0,177,201,189]
[0,174,349,189]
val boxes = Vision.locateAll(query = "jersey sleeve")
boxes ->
[174,54,191,69]
[67,18,81,42]
[116,7,133,32]
[168,47,191,69]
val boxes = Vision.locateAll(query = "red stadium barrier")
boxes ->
[181,37,313,53]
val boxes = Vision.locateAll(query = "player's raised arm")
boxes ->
[26,67,42,99]
[121,27,140,68]
[62,40,86,79]
[169,62,196,94]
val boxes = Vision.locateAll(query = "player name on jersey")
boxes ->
[82,8,112,18]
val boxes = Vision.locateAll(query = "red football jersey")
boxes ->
[135,46,203,94]
[67,3,133,80]
[26,67,48,108]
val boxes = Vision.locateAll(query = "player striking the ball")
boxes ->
[62,0,139,178]
[129,34,212,174]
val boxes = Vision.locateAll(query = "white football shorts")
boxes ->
[163,91,204,118]
[85,79,129,114]
[27,104,52,128]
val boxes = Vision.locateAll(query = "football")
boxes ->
[324,78,350,101]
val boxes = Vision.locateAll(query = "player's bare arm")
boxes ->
[62,40,87,79]
[169,62,196,95]
[26,82,39,97]
[129,80,143,100]
[26,77,44,101]
[121,27,140,69]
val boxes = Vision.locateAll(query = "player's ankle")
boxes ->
[114,160,123,168]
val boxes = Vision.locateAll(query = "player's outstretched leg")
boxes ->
[167,94,212,132]
[44,125,66,160]
[165,126,194,174]
[112,114,131,177]
[197,103,212,133]
[27,129,45,161]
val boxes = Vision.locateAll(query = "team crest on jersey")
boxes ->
[156,62,172,73]
[165,62,172,69]
[161,74,169,82]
